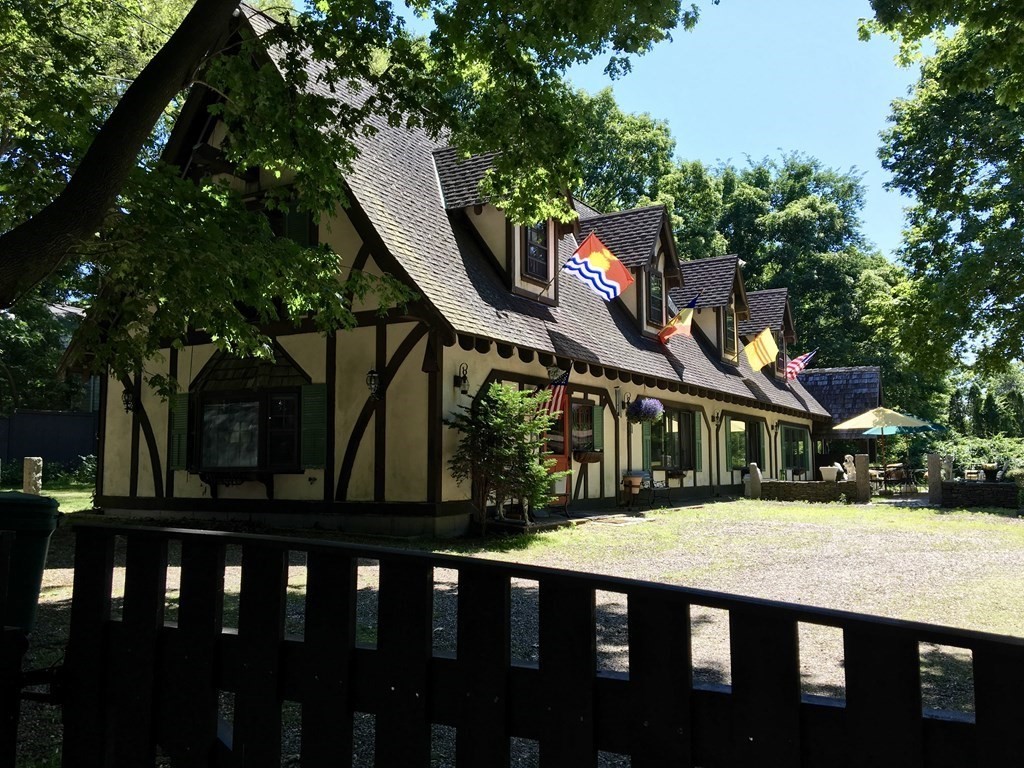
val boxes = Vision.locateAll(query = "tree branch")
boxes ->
[0,0,240,309]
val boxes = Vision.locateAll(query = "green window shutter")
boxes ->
[301,384,328,469]
[591,404,604,451]
[695,415,702,472]
[641,420,652,471]
[169,393,189,470]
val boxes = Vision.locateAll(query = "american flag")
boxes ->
[785,349,817,381]
[544,369,570,415]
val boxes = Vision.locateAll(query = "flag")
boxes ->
[658,294,699,344]
[743,327,779,371]
[785,349,817,380]
[563,232,634,301]
[544,369,570,416]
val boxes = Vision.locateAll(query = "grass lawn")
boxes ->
[0,484,95,514]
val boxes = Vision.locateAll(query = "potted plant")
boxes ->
[626,396,664,424]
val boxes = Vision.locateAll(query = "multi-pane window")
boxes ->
[648,271,664,325]
[198,391,302,472]
[775,333,786,374]
[782,426,811,471]
[524,221,549,280]
[571,403,594,452]
[724,306,737,354]
[726,417,747,470]
[650,409,695,470]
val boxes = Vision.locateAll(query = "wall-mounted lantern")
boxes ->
[366,369,382,400]
[454,363,469,396]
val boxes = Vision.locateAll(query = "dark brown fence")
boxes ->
[62,523,1024,767]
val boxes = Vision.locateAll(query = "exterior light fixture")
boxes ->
[366,369,382,400]
[454,363,469,395]
[121,385,136,413]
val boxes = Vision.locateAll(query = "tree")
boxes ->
[572,88,676,212]
[865,0,1024,107]
[445,383,567,532]
[1,0,701,382]
[642,159,727,260]
[879,32,1024,370]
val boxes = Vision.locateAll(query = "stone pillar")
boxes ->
[854,454,870,503]
[928,453,943,506]
[22,457,42,495]
[749,463,762,499]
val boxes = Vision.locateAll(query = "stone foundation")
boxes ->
[760,480,858,503]
[941,481,1020,510]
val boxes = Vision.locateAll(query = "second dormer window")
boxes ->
[775,333,786,374]
[724,306,736,355]
[648,271,664,325]
[524,221,549,281]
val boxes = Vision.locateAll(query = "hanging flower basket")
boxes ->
[626,397,664,424]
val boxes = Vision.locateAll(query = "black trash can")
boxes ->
[0,493,60,633]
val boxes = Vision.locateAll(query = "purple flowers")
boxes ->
[626,396,664,423]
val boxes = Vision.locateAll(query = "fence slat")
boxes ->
[300,550,357,767]
[159,537,226,766]
[456,567,510,766]
[539,577,596,768]
[973,643,1024,765]
[105,534,167,765]
[375,558,434,767]
[730,608,802,765]
[62,528,115,768]
[627,591,691,767]
[844,626,923,767]
[232,543,287,767]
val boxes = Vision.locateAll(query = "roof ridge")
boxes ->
[580,204,665,224]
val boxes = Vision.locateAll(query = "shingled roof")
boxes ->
[238,10,828,422]
[577,205,667,268]
[739,288,794,340]
[797,367,882,437]
[670,255,741,310]
[432,148,495,209]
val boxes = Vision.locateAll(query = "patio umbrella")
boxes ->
[832,407,945,482]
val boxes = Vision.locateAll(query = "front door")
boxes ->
[546,404,571,511]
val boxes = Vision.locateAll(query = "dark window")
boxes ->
[571,402,594,452]
[724,307,736,354]
[524,222,549,281]
[650,409,695,470]
[648,271,664,325]
[782,426,810,471]
[198,390,302,472]
[776,333,786,374]
[726,417,747,470]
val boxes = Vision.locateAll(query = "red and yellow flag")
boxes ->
[658,295,698,344]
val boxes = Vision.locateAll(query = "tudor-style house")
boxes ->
[92,8,831,535]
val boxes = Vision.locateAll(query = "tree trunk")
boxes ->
[0,0,241,309]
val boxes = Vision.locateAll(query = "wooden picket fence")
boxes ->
[60,523,1024,767]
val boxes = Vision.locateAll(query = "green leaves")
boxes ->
[879,29,1024,371]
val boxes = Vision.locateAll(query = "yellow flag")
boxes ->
[744,327,779,371]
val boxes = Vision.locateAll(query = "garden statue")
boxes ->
[843,455,857,481]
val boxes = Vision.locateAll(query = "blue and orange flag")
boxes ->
[659,294,698,344]
[564,232,634,301]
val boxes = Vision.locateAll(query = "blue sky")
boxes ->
[566,1,921,259]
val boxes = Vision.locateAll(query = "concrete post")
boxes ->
[928,452,943,506]
[22,457,42,495]
[854,454,870,503]
[749,463,762,499]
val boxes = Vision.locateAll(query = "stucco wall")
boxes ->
[467,205,507,273]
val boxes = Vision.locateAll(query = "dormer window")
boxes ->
[775,332,786,375]
[648,270,664,325]
[724,306,737,355]
[523,221,550,281]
